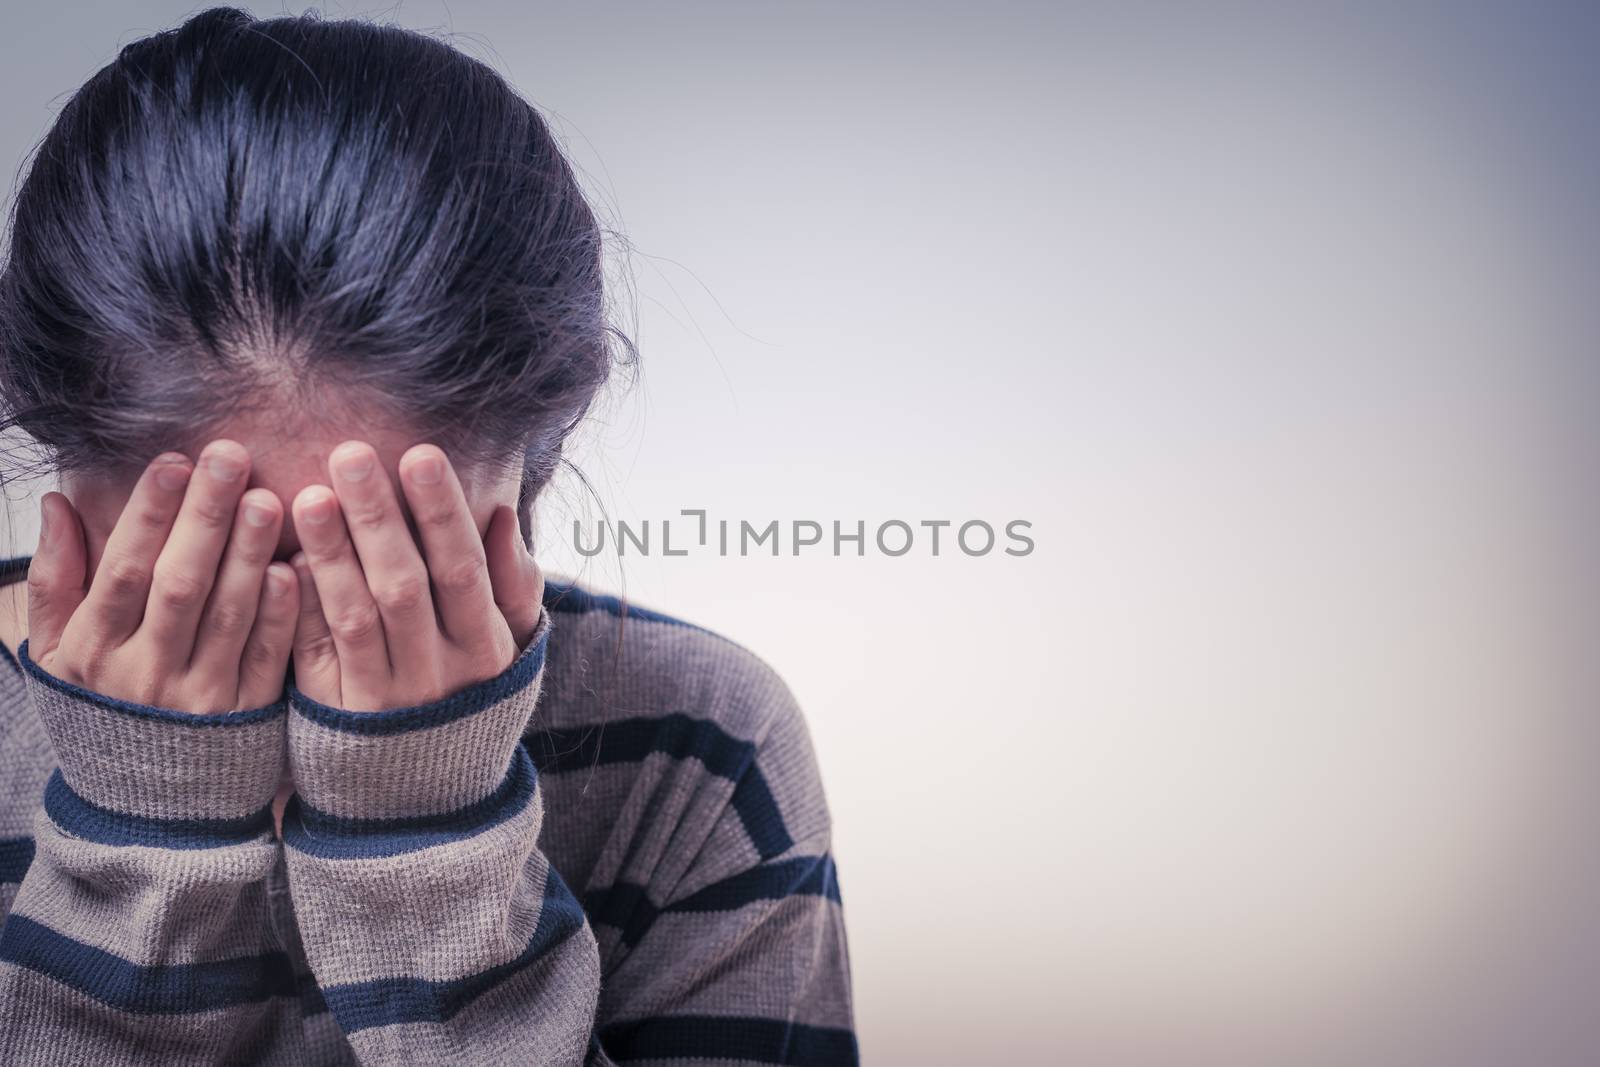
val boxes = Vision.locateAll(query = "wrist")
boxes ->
[17,637,287,835]
[285,609,551,824]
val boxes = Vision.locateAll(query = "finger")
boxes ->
[77,452,194,645]
[141,441,251,665]
[290,483,389,688]
[288,550,341,704]
[236,561,299,710]
[398,444,499,649]
[25,491,88,660]
[326,441,437,671]
[190,488,283,674]
[485,503,544,651]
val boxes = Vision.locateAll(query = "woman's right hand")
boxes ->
[26,440,302,714]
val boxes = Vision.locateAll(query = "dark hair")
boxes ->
[0,6,632,543]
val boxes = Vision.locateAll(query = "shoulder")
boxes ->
[536,577,802,745]
[531,576,831,852]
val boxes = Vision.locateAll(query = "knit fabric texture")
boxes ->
[0,562,856,1065]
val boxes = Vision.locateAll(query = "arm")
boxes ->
[0,647,297,1065]
[552,644,858,1067]
[281,610,600,1065]
[275,441,854,1064]
[283,610,859,1067]
[274,441,600,1064]
[0,443,308,1065]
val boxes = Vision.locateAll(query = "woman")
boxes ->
[0,8,855,1065]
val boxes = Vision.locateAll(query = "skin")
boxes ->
[0,428,544,834]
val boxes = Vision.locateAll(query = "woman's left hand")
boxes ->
[286,440,543,712]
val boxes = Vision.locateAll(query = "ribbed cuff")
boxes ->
[285,610,551,824]
[16,637,287,827]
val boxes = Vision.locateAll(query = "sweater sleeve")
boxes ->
[280,608,601,1066]
[582,711,858,1067]
[529,617,859,1067]
[0,638,298,1066]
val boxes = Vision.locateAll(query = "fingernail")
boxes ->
[410,455,443,485]
[244,502,276,527]
[157,461,192,491]
[36,502,50,546]
[268,568,292,597]
[205,453,243,482]
[299,496,332,524]
[336,449,374,482]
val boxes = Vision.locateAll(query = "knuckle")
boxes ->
[187,495,234,529]
[239,636,282,677]
[328,602,383,644]
[436,557,486,598]
[416,503,456,531]
[346,501,390,531]
[25,567,54,605]
[373,570,429,615]
[152,566,208,611]
[131,503,172,534]
[301,630,339,665]
[100,555,151,598]
[227,537,275,569]
[206,599,254,636]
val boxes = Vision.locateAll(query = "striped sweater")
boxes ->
[0,554,857,1065]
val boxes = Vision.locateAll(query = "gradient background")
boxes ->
[4,3,1600,1064]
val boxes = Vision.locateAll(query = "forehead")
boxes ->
[228,422,420,499]
[154,418,505,560]
[206,421,431,563]
[215,417,511,518]
[59,407,520,568]
[190,399,488,497]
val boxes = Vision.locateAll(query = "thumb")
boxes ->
[26,492,86,660]
[485,504,543,650]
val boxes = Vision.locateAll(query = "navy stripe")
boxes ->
[729,770,792,860]
[0,837,34,882]
[598,1015,859,1066]
[318,864,587,1032]
[586,854,841,949]
[584,880,660,949]
[298,975,329,1016]
[0,914,298,1014]
[17,638,285,727]
[674,854,841,911]
[282,747,538,859]
[289,627,548,736]
[543,579,722,639]
[526,714,794,858]
[43,770,273,850]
